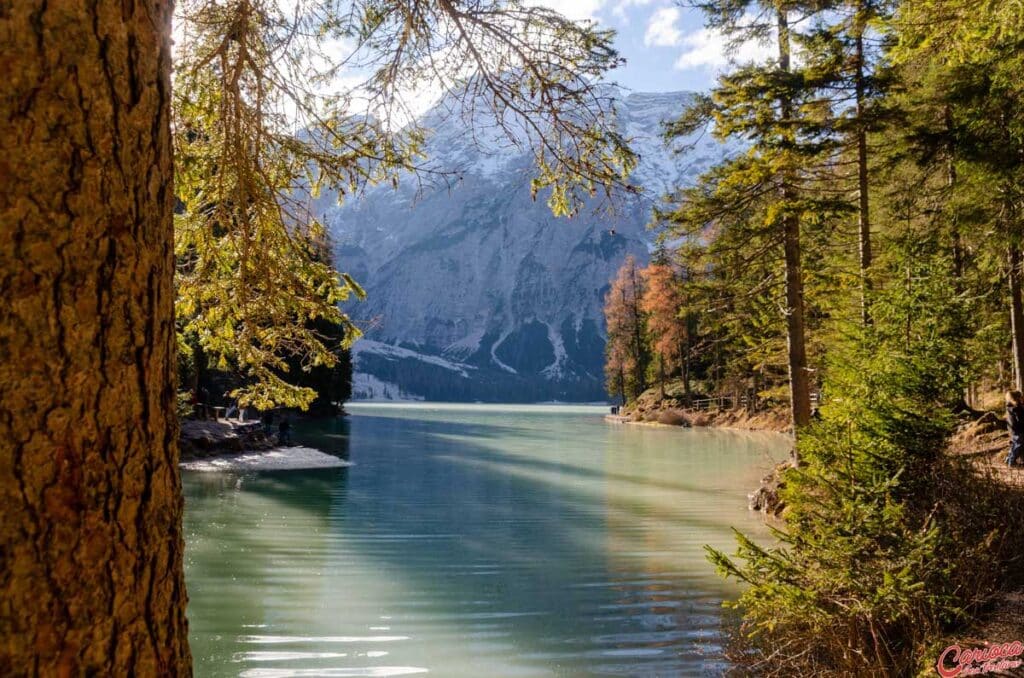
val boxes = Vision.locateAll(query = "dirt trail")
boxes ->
[948,413,1024,488]
[944,412,1024,653]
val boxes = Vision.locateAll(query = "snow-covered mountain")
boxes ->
[316,90,732,402]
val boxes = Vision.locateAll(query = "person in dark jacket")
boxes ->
[278,416,291,446]
[1006,391,1024,467]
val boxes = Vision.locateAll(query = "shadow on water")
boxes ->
[183,405,788,677]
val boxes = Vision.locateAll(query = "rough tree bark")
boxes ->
[854,19,873,326]
[680,331,692,401]
[0,0,191,674]
[628,262,647,397]
[658,356,666,400]
[777,7,812,445]
[1009,245,1024,392]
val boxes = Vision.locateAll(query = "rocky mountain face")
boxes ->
[315,90,731,402]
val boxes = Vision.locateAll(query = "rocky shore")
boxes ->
[606,380,793,434]
[179,419,275,460]
[178,419,349,471]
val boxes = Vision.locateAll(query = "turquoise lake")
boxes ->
[183,403,789,677]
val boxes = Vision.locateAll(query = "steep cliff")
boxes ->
[317,90,732,401]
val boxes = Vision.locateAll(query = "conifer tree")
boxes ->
[799,0,894,324]
[892,0,1024,388]
[1,0,191,672]
[604,255,649,403]
[663,0,845,437]
[696,2,1024,672]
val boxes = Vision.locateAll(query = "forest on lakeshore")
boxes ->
[602,0,1024,673]
[2,0,1024,674]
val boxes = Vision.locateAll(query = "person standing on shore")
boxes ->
[1006,391,1024,467]
[278,416,292,446]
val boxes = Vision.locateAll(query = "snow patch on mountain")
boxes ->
[351,373,424,401]
[353,340,476,378]
[318,88,734,402]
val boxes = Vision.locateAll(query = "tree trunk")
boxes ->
[854,24,872,326]
[777,8,812,445]
[0,0,190,674]
[783,214,813,432]
[680,328,692,402]
[946,105,963,282]
[628,264,647,395]
[1009,245,1024,392]
[943,104,975,409]
[658,356,666,400]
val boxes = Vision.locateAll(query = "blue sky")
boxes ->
[535,0,774,94]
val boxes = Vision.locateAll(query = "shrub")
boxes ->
[657,409,690,426]
[689,411,711,427]
[707,283,1024,674]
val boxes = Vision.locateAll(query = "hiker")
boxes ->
[1006,391,1024,467]
[278,416,291,446]
[197,386,210,420]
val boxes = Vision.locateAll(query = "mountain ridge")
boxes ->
[316,89,732,402]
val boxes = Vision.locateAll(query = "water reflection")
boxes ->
[184,404,787,677]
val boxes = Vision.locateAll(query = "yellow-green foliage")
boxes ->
[172,0,639,408]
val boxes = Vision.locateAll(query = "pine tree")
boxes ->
[604,256,649,403]
[706,221,992,675]
[663,0,847,438]
[891,0,1024,388]
[699,2,1024,671]
[799,0,895,324]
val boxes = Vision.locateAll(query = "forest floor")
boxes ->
[948,412,1024,488]
[942,412,1024,655]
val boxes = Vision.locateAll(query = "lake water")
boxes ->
[183,403,789,677]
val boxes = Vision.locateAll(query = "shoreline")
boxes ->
[604,408,792,435]
[179,418,349,472]
[606,408,794,515]
[181,446,351,472]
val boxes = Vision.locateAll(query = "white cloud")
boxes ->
[610,0,655,23]
[673,23,776,71]
[528,0,607,21]
[644,7,683,48]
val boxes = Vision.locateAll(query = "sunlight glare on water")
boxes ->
[183,403,789,677]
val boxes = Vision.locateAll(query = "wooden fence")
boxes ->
[688,392,821,412]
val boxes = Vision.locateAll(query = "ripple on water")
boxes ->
[238,669,429,678]
[184,404,788,677]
